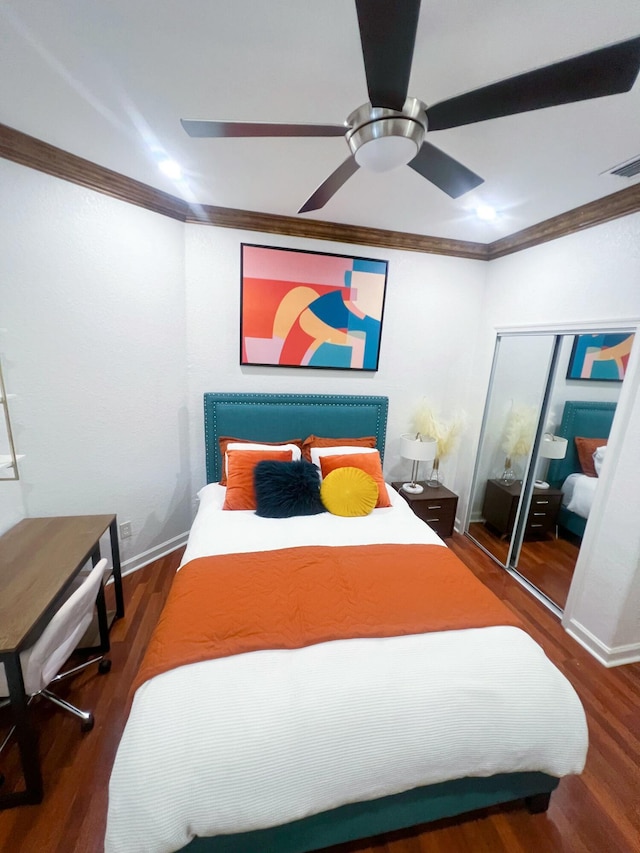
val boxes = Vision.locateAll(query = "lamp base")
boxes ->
[402,482,424,494]
[534,480,550,489]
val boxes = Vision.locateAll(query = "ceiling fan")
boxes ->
[181,0,640,214]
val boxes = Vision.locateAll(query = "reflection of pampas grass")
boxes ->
[412,401,466,458]
[502,405,537,457]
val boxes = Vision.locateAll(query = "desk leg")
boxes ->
[108,518,125,619]
[91,549,111,654]
[1,654,43,807]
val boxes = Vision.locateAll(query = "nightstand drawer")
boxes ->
[526,493,562,538]
[530,494,562,511]
[391,483,458,539]
[482,479,563,539]
[413,500,456,526]
[424,514,456,539]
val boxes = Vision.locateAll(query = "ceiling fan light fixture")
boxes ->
[353,133,419,172]
[346,99,426,172]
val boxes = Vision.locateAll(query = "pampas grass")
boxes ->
[501,404,537,457]
[412,401,466,459]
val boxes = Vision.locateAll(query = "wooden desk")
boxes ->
[0,514,123,808]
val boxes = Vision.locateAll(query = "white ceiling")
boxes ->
[1,0,640,243]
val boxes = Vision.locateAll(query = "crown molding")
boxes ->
[1,122,639,260]
[487,182,640,259]
[186,204,488,259]
[0,123,190,222]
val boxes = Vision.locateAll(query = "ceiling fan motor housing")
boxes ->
[346,97,427,171]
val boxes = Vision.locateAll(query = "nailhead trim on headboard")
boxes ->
[203,393,389,484]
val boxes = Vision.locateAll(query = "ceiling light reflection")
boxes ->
[475,204,498,222]
[158,159,183,180]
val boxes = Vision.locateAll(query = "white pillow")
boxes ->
[225,442,301,477]
[593,445,607,477]
[310,445,377,474]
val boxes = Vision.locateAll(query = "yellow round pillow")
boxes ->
[320,466,378,517]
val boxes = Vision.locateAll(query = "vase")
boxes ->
[500,456,516,485]
[427,457,442,488]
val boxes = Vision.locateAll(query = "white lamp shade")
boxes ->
[400,434,437,462]
[540,434,568,460]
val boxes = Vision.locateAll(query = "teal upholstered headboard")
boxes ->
[547,400,617,488]
[203,393,389,484]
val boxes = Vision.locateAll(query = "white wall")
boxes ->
[482,212,640,664]
[0,482,25,535]
[0,159,191,569]
[184,225,487,507]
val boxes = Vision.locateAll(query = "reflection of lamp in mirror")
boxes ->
[535,434,568,489]
[400,434,437,494]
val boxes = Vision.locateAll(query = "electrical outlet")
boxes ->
[119,521,133,539]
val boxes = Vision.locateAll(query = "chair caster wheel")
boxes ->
[81,714,95,733]
[98,658,112,674]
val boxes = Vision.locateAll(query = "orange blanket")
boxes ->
[133,544,522,696]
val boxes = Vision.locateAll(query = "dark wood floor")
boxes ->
[467,522,580,609]
[0,535,638,853]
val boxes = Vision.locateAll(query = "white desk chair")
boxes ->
[0,557,112,759]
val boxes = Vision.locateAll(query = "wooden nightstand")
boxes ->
[481,479,563,539]
[391,482,458,538]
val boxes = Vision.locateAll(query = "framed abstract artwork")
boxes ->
[566,332,635,381]
[240,244,388,371]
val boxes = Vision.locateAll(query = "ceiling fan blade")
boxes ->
[355,0,421,111]
[298,157,360,213]
[181,119,345,138]
[408,142,484,198]
[426,36,640,131]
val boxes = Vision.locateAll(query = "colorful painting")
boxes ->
[240,244,388,370]
[566,333,635,381]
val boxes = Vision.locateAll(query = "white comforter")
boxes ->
[106,485,588,853]
[563,472,598,520]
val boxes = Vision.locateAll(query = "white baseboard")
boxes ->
[120,531,189,577]
[565,618,640,667]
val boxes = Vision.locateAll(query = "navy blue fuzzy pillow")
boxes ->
[254,459,326,518]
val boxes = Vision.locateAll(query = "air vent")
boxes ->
[608,157,640,179]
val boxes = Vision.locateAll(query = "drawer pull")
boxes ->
[427,517,441,522]
[427,504,442,510]
[535,500,549,505]
[533,512,546,516]
[530,523,543,528]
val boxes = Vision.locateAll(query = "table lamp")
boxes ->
[534,433,568,489]
[400,434,437,494]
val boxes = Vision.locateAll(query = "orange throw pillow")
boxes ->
[319,451,391,508]
[223,449,293,510]
[218,437,303,485]
[575,437,607,477]
[301,434,377,462]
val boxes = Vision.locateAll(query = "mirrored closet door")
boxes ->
[466,328,633,614]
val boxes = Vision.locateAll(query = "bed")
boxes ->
[547,400,617,539]
[105,392,588,853]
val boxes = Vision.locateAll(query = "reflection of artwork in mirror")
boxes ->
[566,333,634,382]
